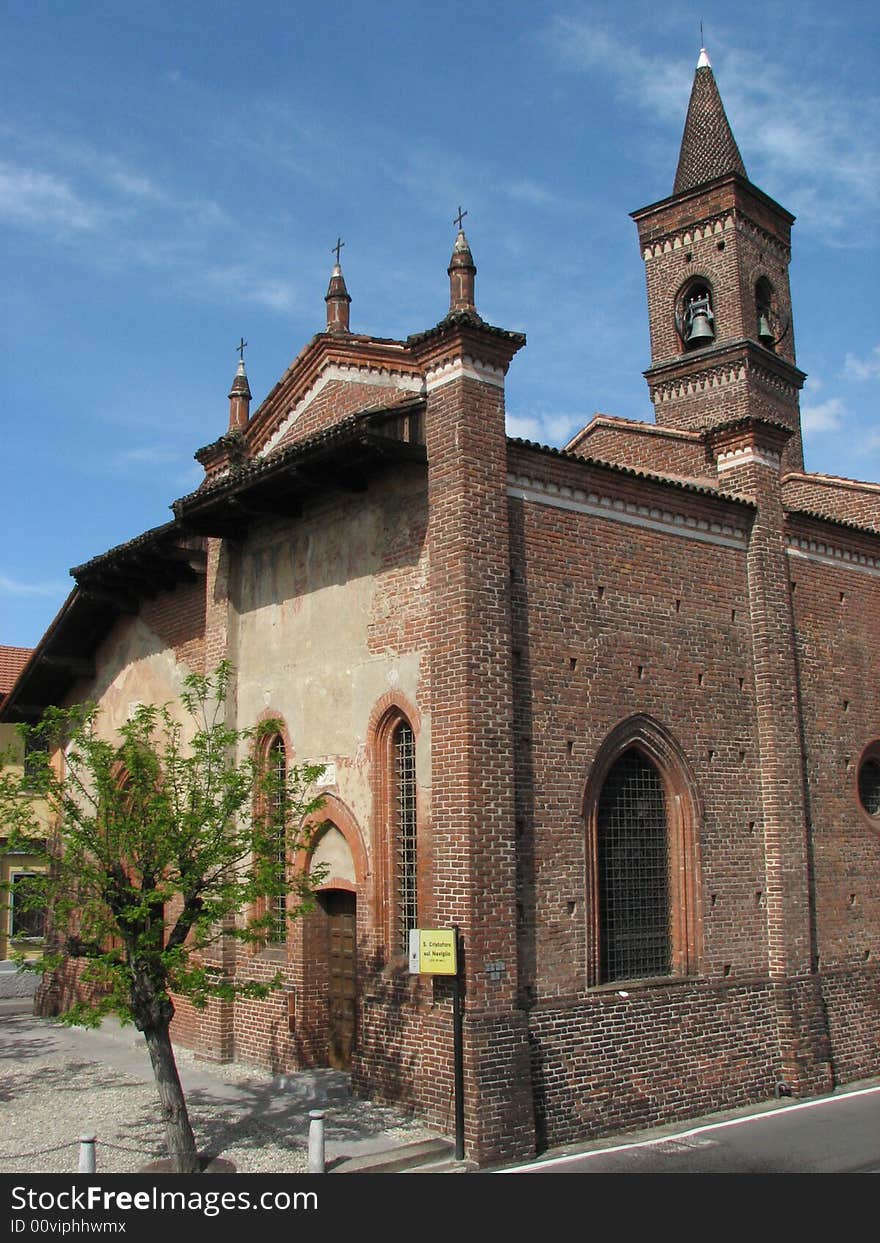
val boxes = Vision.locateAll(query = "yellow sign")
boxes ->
[408,928,458,975]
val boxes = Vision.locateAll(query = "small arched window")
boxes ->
[266,734,288,945]
[392,719,417,951]
[857,742,880,832]
[755,277,775,349]
[371,698,421,957]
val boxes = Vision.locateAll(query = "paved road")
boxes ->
[503,1083,880,1173]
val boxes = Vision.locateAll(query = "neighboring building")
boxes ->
[2,49,878,1163]
[0,645,47,963]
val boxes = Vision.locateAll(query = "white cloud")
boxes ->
[110,447,182,469]
[196,265,298,314]
[0,573,69,598]
[502,178,562,209]
[506,409,590,445]
[0,161,98,231]
[542,16,880,238]
[844,345,880,382]
[801,396,846,433]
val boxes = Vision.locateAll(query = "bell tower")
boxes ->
[631,47,806,472]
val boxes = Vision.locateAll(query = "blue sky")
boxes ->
[2,1,878,649]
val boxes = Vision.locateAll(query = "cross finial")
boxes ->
[332,236,345,264]
[236,337,247,362]
[454,205,467,231]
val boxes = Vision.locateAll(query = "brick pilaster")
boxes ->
[413,318,534,1163]
[712,423,833,1094]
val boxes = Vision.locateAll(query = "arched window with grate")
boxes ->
[370,697,421,958]
[597,750,670,983]
[266,733,288,946]
[392,719,417,952]
[857,741,880,833]
[584,717,702,987]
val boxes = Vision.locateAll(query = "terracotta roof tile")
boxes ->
[0,646,33,697]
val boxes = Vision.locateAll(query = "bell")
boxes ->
[758,313,774,346]
[686,308,715,346]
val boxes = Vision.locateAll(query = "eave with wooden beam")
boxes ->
[0,524,208,724]
[174,403,427,539]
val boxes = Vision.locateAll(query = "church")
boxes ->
[3,48,879,1165]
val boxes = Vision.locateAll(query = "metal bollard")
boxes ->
[307,1110,325,1173]
[78,1135,97,1173]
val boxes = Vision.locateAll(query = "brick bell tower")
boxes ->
[631,46,806,473]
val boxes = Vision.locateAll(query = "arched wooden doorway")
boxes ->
[308,818,360,1070]
[318,888,357,1069]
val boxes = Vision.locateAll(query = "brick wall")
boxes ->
[529,981,778,1149]
[787,515,880,1082]
[564,419,711,478]
[783,474,880,533]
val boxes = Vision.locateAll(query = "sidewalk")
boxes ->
[0,999,447,1174]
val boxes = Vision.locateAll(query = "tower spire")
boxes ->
[674,46,747,193]
[448,209,477,315]
[227,342,251,432]
[325,238,352,334]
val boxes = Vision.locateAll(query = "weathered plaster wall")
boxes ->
[231,466,431,845]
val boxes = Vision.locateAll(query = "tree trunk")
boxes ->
[142,1023,200,1173]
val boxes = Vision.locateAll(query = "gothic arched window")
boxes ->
[371,698,421,957]
[584,717,702,987]
[597,750,670,982]
[392,719,417,951]
[265,733,288,945]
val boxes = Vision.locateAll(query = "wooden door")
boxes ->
[322,890,357,1069]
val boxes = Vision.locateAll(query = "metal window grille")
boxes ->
[268,737,288,944]
[9,872,47,941]
[597,750,670,983]
[394,721,417,950]
[859,758,880,816]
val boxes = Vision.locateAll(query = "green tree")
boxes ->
[0,663,325,1173]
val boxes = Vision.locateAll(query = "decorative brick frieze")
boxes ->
[717,445,781,473]
[786,535,880,577]
[642,212,734,259]
[424,355,506,391]
[507,473,747,548]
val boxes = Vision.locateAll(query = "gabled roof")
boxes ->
[674,54,747,194]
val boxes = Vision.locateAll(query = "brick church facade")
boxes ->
[3,49,879,1164]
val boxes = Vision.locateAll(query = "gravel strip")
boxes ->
[0,1007,438,1174]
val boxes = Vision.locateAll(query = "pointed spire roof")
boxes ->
[448,225,477,315]
[673,47,747,194]
[325,250,352,334]
[228,356,251,401]
[227,353,252,432]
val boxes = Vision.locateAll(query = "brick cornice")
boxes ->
[631,172,795,236]
[408,313,525,379]
[645,339,806,403]
[507,472,749,549]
